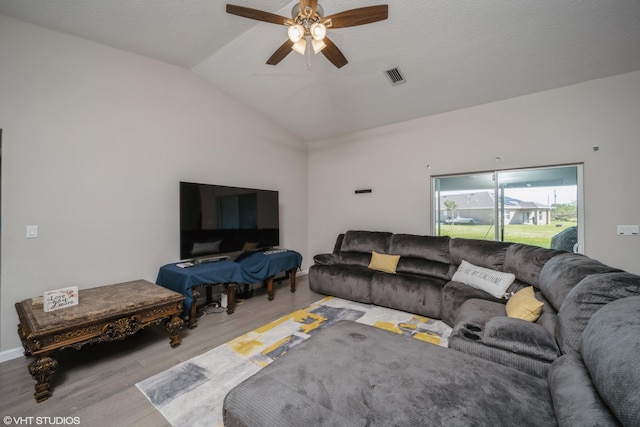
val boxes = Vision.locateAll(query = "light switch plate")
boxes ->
[26,225,38,238]
[617,225,639,236]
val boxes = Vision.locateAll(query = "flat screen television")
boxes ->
[180,181,279,260]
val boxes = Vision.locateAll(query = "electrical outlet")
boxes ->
[617,225,639,236]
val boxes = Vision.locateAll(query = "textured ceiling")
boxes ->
[2,0,640,142]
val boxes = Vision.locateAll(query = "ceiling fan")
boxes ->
[226,1,388,69]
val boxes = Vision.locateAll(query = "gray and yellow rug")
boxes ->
[136,296,452,427]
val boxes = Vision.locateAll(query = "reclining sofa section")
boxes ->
[309,230,640,378]
[309,230,569,323]
[310,231,452,319]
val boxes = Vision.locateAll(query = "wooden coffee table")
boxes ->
[15,279,184,403]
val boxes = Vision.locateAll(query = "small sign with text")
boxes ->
[43,286,79,312]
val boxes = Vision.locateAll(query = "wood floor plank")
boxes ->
[0,276,320,426]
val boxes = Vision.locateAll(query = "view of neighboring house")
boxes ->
[439,191,552,225]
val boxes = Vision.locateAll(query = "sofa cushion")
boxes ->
[506,286,544,322]
[371,272,445,319]
[441,280,534,328]
[548,354,620,427]
[395,257,451,280]
[483,316,560,362]
[452,260,515,298]
[556,272,640,354]
[389,234,451,264]
[340,251,375,267]
[368,251,400,273]
[537,253,622,311]
[313,253,340,266]
[441,281,505,326]
[449,238,511,271]
[308,264,374,304]
[338,231,393,267]
[340,230,392,254]
[581,296,640,426]
[503,243,564,286]
[390,234,452,279]
[450,298,506,328]
[533,291,557,336]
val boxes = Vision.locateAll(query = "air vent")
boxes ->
[384,67,406,86]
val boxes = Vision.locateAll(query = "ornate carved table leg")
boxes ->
[225,283,236,314]
[289,269,297,293]
[28,355,58,403]
[166,315,183,348]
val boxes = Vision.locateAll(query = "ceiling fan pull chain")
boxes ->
[305,36,312,69]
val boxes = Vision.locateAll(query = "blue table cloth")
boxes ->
[235,250,303,283]
[156,250,303,316]
[156,260,242,316]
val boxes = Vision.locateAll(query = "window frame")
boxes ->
[431,164,584,253]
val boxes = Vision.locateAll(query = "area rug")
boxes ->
[136,296,452,427]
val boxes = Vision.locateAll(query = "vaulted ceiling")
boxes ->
[2,0,640,142]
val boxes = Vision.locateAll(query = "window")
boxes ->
[432,165,583,252]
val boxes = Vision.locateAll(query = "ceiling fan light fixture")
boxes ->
[292,38,307,55]
[310,22,327,40]
[287,24,305,42]
[311,38,326,53]
[226,2,388,69]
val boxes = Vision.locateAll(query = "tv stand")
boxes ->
[264,269,297,300]
[156,250,303,328]
[194,282,236,318]
[156,260,243,328]
[234,250,301,301]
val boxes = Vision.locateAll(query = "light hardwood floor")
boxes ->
[0,275,321,426]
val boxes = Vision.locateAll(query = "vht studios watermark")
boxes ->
[3,416,80,425]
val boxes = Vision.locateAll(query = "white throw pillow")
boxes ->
[452,260,515,299]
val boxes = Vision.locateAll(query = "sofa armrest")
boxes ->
[548,354,620,427]
[483,316,560,362]
[313,253,341,266]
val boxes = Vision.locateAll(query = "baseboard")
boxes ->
[0,346,24,364]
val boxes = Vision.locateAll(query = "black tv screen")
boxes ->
[180,182,279,259]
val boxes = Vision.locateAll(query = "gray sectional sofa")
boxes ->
[222,230,640,426]
[308,230,640,378]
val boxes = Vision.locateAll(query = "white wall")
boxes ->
[0,16,308,352]
[308,71,640,274]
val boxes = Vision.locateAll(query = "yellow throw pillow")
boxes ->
[368,251,401,274]
[506,286,544,322]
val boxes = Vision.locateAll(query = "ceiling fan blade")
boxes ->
[267,40,294,65]
[300,0,318,16]
[321,37,348,68]
[226,4,292,25]
[322,5,388,28]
